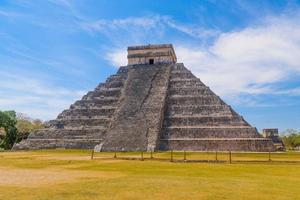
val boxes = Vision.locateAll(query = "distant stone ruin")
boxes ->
[14,44,275,151]
[262,129,284,151]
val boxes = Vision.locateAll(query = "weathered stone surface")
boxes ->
[159,138,274,152]
[127,44,177,65]
[14,44,275,152]
[100,64,171,151]
[262,128,285,150]
[158,63,275,151]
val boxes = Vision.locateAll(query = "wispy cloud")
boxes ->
[0,71,85,120]
[81,15,219,44]
[164,18,220,39]
[0,9,24,18]
[176,15,300,97]
[105,50,127,67]
[47,0,73,8]
[82,16,160,31]
[105,14,300,101]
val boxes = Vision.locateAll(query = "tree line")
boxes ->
[0,110,44,150]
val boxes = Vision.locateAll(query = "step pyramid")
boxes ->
[14,44,275,151]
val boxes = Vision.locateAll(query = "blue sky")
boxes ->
[0,0,300,133]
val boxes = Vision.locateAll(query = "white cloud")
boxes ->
[106,15,300,98]
[105,50,127,67]
[176,16,300,97]
[0,71,85,120]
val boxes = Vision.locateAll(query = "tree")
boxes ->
[0,111,18,150]
[282,129,300,150]
[15,114,44,143]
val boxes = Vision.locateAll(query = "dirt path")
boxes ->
[0,167,123,187]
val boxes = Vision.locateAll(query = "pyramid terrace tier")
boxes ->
[96,80,124,88]
[82,88,122,100]
[168,95,224,106]
[28,128,106,140]
[170,71,196,79]
[161,126,260,139]
[166,105,233,116]
[168,86,215,96]
[172,63,189,70]
[163,115,248,127]
[13,138,102,150]
[72,98,119,109]
[159,138,276,152]
[105,74,127,82]
[58,107,116,119]
[169,78,206,88]
[50,117,111,128]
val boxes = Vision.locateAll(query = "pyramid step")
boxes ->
[58,108,116,119]
[159,138,275,151]
[29,128,106,138]
[84,89,122,99]
[171,69,190,74]
[74,98,119,108]
[172,63,186,70]
[169,79,206,88]
[98,81,125,88]
[95,87,122,92]
[167,105,232,116]
[168,95,222,105]
[161,127,259,139]
[170,72,196,79]
[62,125,106,129]
[117,66,129,73]
[14,139,102,150]
[164,116,247,127]
[170,78,200,82]
[169,87,212,96]
[54,118,111,128]
[169,82,207,90]
[29,129,106,139]
[106,74,126,82]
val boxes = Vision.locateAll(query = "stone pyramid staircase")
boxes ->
[100,64,171,151]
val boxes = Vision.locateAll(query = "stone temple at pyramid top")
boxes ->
[127,44,177,65]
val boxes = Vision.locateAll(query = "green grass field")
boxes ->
[1,150,300,200]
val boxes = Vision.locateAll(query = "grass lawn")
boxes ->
[0,150,300,200]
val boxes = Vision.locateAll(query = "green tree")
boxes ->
[16,114,44,142]
[0,111,18,150]
[282,129,300,150]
